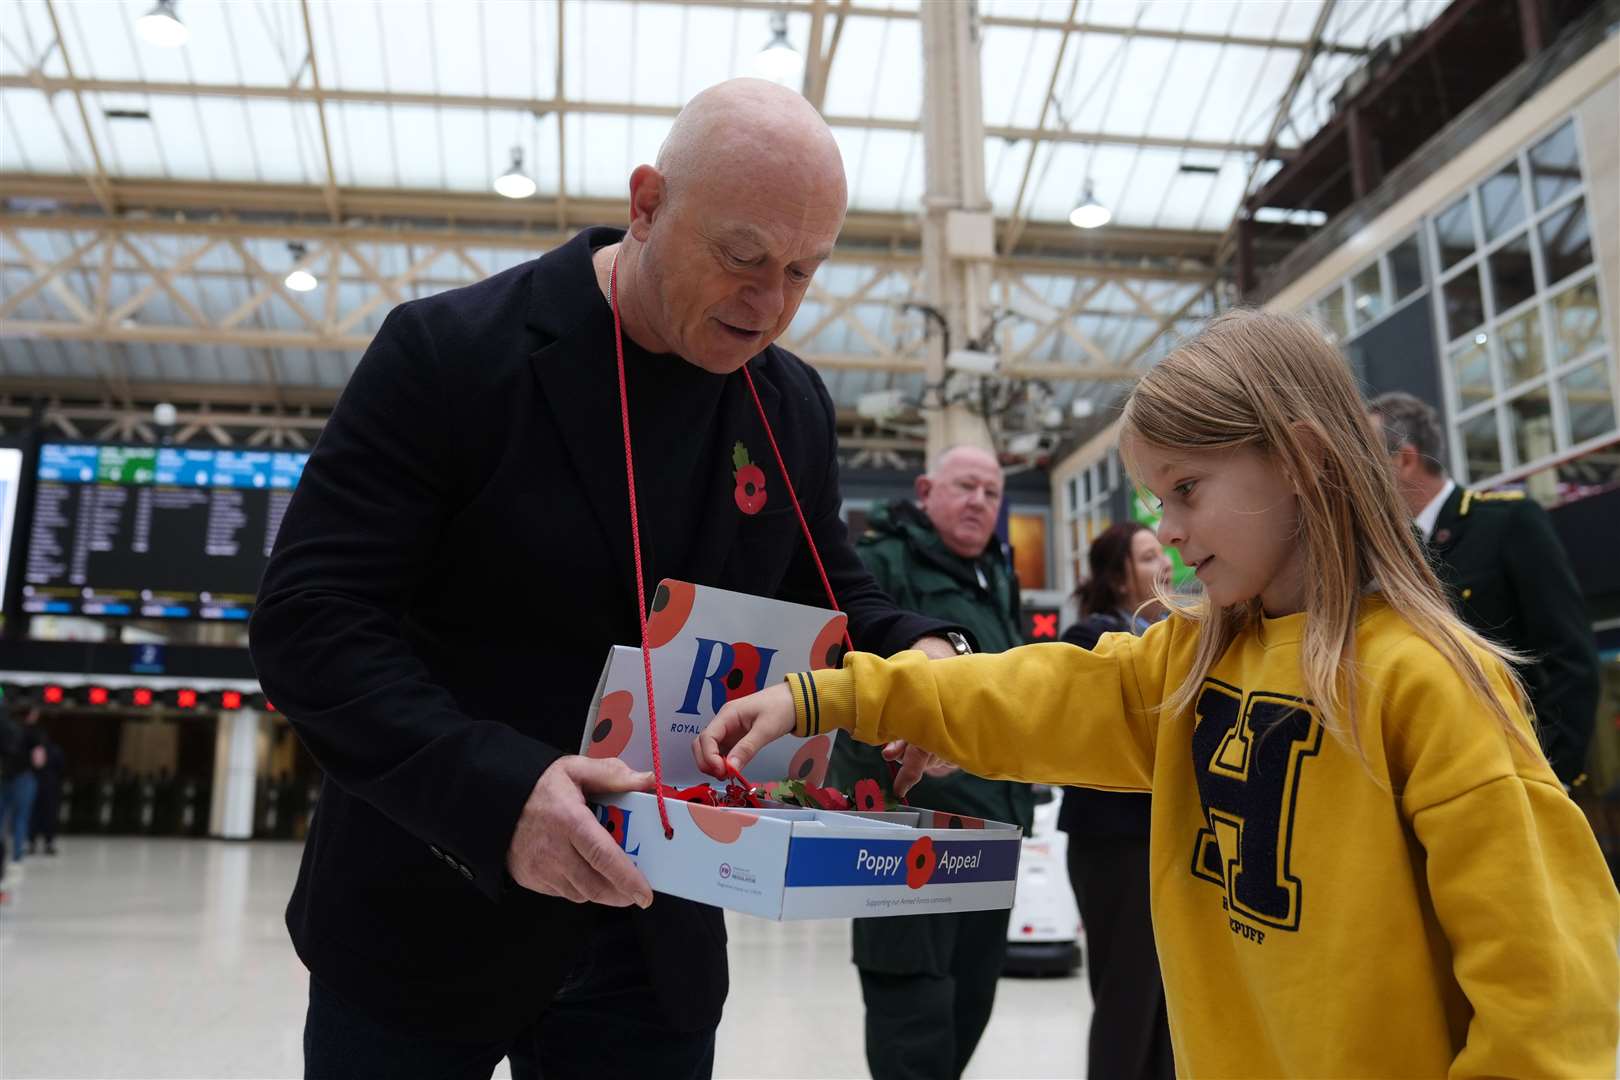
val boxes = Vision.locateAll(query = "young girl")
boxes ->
[697,310,1619,1077]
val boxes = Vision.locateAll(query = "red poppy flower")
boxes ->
[734,463,767,514]
[854,778,884,813]
[661,783,719,806]
[905,835,936,890]
[804,784,850,811]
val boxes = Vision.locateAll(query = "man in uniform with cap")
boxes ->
[1368,391,1599,790]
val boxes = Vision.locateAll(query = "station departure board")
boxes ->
[21,443,308,621]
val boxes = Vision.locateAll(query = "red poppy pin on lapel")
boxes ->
[733,441,768,515]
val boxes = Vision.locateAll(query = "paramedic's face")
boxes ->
[633,166,844,374]
[1125,435,1307,617]
[917,447,1004,559]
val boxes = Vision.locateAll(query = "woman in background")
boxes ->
[1059,521,1175,1079]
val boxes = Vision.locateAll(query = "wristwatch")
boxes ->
[945,631,973,656]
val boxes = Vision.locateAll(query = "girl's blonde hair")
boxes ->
[1119,309,1532,757]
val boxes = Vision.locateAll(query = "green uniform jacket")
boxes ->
[831,500,1035,974]
[1429,485,1599,787]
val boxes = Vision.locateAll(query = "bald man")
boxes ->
[251,79,964,1079]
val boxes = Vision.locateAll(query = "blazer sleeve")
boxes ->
[785,364,957,656]
[1502,502,1600,785]
[249,304,558,902]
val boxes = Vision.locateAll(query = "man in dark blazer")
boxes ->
[1368,392,1599,790]
[250,78,961,1079]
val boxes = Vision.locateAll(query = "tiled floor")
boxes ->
[0,838,1092,1079]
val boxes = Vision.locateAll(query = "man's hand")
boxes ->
[877,635,964,795]
[880,739,958,796]
[507,756,656,908]
[910,635,958,660]
[695,682,798,778]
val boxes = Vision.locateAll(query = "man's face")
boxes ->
[918,451,1004,559]
[636,170,844,374]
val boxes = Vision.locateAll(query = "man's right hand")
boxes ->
[506,755,656,908]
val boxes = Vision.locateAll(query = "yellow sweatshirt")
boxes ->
[787,596,1618,1078]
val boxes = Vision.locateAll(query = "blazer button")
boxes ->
[1462,588,1472,600]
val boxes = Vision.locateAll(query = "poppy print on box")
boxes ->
[787,734,831,787]
[586,690,634,759]
[645,580,696,648]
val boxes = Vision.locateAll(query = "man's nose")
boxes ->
[739,279,786,324]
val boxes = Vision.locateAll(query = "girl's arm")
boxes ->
[1388,650,1619,1076]
[698,626,1176,791]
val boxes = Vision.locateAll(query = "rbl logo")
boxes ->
[677,638,779,716]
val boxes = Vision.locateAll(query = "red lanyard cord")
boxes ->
[610,254,674,839]
[611,249,854,840]
[739,366,855,657]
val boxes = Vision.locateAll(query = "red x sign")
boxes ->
[1030,613,1058,639]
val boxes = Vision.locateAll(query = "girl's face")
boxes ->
[1122,528,1173,615]
[1125,434,1308,617]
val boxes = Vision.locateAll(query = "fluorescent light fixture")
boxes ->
[1068,181,1111,230]
[284,242,317,292]
[494,146,537,199]
[137,0,189,48]
[1006,432,1044,456]
[752,11,802,85]
[944,349,1000,376]
[1253,206,1329,227]
[856,389,906,421]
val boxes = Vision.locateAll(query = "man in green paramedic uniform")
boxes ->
[830,445,1034,1080]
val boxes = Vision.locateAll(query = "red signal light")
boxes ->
[264,698,277,713]
[176,689,198,709]
[88,687,110,706]
[220,691,242,710]
[132,688,154,707]
[43,685,65,704]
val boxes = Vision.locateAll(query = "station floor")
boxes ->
[0,838,1094,1079]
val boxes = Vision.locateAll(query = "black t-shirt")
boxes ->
[619,335,729,592]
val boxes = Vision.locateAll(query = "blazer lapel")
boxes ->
[1429,484,1467,555]
[524,227,643,615]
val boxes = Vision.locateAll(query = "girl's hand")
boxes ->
[694,682,798,778]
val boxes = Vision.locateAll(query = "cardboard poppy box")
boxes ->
[581,580,1023,921]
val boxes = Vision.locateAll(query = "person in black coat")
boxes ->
[1368,392,1600,790]
[28,737,64,855]
[1059,521,1176,1080]
[249,78,960,1080]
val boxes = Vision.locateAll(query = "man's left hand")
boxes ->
[880,636,963,795]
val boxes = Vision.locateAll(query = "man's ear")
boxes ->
[913,474,932,503]
[627,164,665,242]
